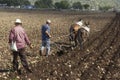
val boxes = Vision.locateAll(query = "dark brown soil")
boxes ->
[0,10,119,80]
[29,13,120,80]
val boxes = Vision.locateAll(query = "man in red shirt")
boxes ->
[9,19,32,74]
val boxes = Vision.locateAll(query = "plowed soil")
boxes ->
[0,9,119,80]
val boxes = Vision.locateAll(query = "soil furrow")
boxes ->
[80,14,120,80]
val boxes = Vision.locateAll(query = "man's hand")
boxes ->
[49,35,52,38]
[45,31,51,38]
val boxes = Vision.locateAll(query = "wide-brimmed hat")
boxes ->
[46,19,51,23]
[15,19,22,24]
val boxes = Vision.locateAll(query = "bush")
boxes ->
[0,0,31,6]
[35,0,53,8]
[54,1,70,9]
[83,4,90,10]
[99,6,112,11]
[72,2,82,9]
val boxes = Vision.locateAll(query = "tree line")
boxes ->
[0,0,112,10]
[0,0,30,6]
[0,0,89,9]
[35,0,90,10]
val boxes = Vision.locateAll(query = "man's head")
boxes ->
[15,19,22,26]
[46,19,51,25]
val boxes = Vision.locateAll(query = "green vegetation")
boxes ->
[83,4,90,10]
[54,1,70,9]
[34,0,53,8]
[0,0,31,6]
[72,2,83,9]
[0,0,117,11]
[99,6,112,11]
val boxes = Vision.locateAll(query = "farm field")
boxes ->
[0,9,119,80]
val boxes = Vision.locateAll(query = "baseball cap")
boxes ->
[46,19,51,23]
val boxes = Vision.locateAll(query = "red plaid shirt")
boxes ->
[9,25,30,49]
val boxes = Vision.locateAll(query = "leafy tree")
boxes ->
[99,6,112,11]
[0,0,6,4]
[54,2,61,9]
[83,4,90,9]
[23,0,31,6]
[72,2,82,9]
[35,0,53,8]
[0,0,30,6]
[54,1,70,9]
[35,0,45,8]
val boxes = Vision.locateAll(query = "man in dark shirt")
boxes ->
[40,20,51,56]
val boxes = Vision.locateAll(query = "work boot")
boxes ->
[17,69,22,75]
[12,64,18,72]
[39,50,42,56]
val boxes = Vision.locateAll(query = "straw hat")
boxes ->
[15,19,22,24]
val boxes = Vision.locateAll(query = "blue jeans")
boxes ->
[40,40,50,56]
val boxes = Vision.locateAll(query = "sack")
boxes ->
[10,41,17,51]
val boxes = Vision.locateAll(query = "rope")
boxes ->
[32,33,71,50]
[50,33,70,50]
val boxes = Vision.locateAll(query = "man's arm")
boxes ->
[45,31,51,38]
[9,29,14,44]
[24,30,33,49]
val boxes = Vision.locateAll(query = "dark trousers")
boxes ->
[12,48,30,71]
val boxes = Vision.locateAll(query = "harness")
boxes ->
[82,26,90,32]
